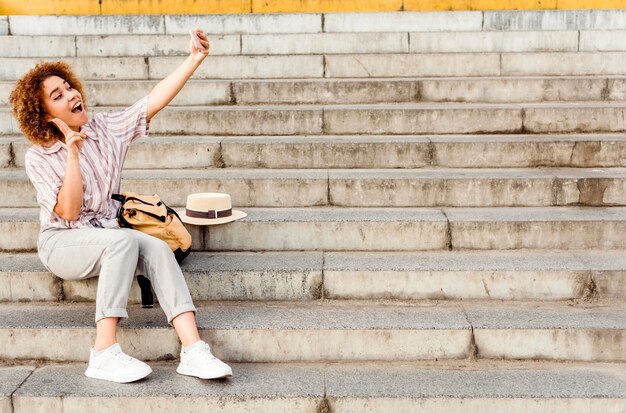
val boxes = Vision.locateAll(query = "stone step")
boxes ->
[3,52,626,81]
[13,10,626,34]
[5,103,626,136]
[5,30,624,58]
[4,167,626,208]
[3,76,624,107]
[1,301,624,362]
[3,207,626,252]
[4,362,625,413]
[1,250,623,303]
[327,10,626,33]
[7,11,626,36]
[6,134,626,170]
[0,251,324,303]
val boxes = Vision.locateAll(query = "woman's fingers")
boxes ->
[51,118,72,136]
[193,28,210,53]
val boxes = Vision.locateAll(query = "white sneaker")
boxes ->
[84,343,152,383]
[176,340,233,379]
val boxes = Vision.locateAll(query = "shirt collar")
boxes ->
[40,140,63,155]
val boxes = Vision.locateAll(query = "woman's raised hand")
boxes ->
[189,28,210,64]
[51,118,86,158]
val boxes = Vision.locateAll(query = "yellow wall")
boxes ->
[1,0,625,15]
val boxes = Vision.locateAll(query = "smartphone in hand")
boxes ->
[189,29,207,51]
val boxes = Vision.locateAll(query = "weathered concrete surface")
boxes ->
[327,363,626,413]
[0,302,471,362]
[13,363,324,413]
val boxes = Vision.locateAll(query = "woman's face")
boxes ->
[41,75,88,132]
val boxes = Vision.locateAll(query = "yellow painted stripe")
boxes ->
[403,0,557,11]
[2,0,626,15]
[557,0,626,9]
[253,0,403,13]
[101,0,250,15]
[0,0,100,15]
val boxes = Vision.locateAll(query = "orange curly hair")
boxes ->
[9,61,87,146]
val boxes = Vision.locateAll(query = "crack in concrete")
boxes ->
[481,278,492,299]
[600,78,611,101]
[320,252,326,300]
[229,81,237,105]
[441,209,453,251]
[10,368,35,412]
[461,307,479,361]
[144,56,151,80]
[581,274,599,302]
[326,170,331,206]
[8,141,15,168]
[215,139,226,168]
[426,136,435,166]
[353,57,372,77]
[319,365,331,413]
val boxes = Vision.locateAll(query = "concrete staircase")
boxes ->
[1,10,625,412]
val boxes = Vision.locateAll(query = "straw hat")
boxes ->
[177,193,247,226]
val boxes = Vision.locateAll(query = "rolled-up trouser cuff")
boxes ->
[167,303,197,325]
[95,308,129,323]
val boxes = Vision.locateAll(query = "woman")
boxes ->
[9,29,231,383]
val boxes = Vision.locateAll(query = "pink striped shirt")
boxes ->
[25,96,149,230]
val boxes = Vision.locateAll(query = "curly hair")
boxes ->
[9,61,87,146]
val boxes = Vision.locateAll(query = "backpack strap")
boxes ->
[111,193,125,203]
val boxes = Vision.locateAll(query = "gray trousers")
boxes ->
[38,227,196,323]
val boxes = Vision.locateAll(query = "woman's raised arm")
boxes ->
[146,29,210,122]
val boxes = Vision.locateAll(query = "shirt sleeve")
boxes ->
[102,95,150,145]
[24,151,63,222]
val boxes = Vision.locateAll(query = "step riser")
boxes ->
[323,271,602,301]
[329,177,626,207]
[475,330,626,362]
[9,138,223,169]
[4,219,626,252]
[450,221,626,250]
[3,53,626,81]
[4,269,623,303]
[8,137,626,169]
[9,31,625,57]
[13,397,318,413]
[9,11,626,36]
[4,78,622,107]
[63,270,322,302]
[203,221,449,251]
[329,399,623,413]
[1,329,470,362]
[2,327,622,362]
[3,106,626,137]
[5,174,626,208]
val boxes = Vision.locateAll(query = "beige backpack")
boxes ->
[112,192,192,263]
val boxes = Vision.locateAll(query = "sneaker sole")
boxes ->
[85,366,152,383]
[176,365,232,379]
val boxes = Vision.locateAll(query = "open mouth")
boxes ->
[72,103,83,114]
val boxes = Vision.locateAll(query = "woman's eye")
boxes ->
[53,94,61,100]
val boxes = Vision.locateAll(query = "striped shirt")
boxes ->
[25,96,149,230]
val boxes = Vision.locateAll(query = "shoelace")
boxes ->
[192,342,217,361]
[111,347,135,364]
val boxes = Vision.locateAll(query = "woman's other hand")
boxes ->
[52,118,86,158]
[189,28,210,64]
